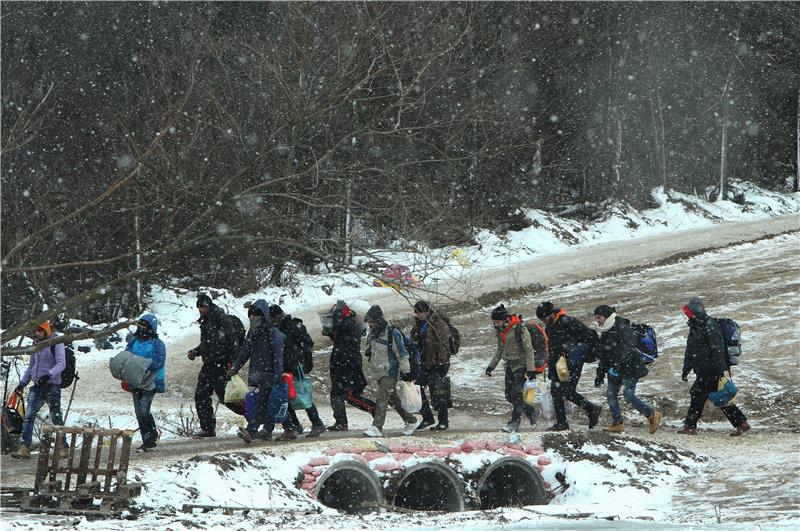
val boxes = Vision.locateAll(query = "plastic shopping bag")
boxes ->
[398,381,422,414]
[522,379,536,405]
[539,380,556,420]
[224,374,248,404]
[267,382,289,423]
[290,367,314,410]
[556,356,570,382]
[709,376,737,407]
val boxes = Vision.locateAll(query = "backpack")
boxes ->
[388,326,421,380]
[714,317,742,366]
[518,319,549,372]
[51,343,77,389]
[284,317,314,374]
[443,317,461,355]
[631,322,659,365]
[228,314,246,355]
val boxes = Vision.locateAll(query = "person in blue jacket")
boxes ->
[227,299,285,443]
[126,314,166,452]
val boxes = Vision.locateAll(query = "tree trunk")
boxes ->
[719,115,728,201]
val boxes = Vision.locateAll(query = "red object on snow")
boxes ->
[537,455,553,465]
[283,373,297,400]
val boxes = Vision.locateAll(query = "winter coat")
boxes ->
[232,300,285,387]
[191,303,235,366]
[20,332,66,388]
[683,314,727,378]
[126,314,167,393]
[545,310,598,379]
[410,312,452,368]
[276,314,314,375]
[329,314,368,393]
[489,316,536,372]
[365,322,411,381]
[596,315,644,380]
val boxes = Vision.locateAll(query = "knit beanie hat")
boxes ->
[536,301,558,320]
[593,305,615,318]
[491,304,509,321]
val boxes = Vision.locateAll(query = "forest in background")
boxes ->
[2,1,799,337]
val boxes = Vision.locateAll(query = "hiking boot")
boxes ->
[327,423,348,432]
[603,423,625,433]
[730,421,751,437]
[276,430,298,441]
[501,421,521,433]
[136,442,157,453]
[676,426,697,435]
[255,429,273,440]
[430,422,449,431]
[11,445,31,459]
[648,410,663,434]
[402,419,421,436]
[588,405,603,429]
[192,430,216,439]
[546,423,570,432]
[306,424,326,438]
[417,418,436,431]
[237,426,254,444]
[364,425,383,438]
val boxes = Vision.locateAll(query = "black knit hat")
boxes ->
[536,301,558,320]
[593,305,615,318]
[269,304,284,317]
[365,304,384,322]
[196,293,212,308]
[490,304,508,321]
[414,300,431,313]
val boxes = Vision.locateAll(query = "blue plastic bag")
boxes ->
[709,377,737,407]
[267,382,289,423]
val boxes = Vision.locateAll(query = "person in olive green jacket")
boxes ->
[485,304,537,433]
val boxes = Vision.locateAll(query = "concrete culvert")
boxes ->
[476,457,548,509]
[393,462,465,512]
[314,461,384,514]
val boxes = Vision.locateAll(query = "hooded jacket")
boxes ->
[410,311,452,368]
[232,299,285,387]
[20,331,66,388]
[125,313,167,393]
[365,321,411,381]
[328,303,368,392]
[595,314,644,380]
[682,298,727,377]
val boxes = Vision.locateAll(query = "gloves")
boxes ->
[681,370,690,382]
[187,351,196,361]
[594,376,604,388]
[37,375,50,387]
[485,366,494,377]
[14,385,24,395]
[400,372,415,382]
[526,371,536,380]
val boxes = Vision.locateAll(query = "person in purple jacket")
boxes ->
[11,321,66,459]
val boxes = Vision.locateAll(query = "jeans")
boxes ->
[195,363,227,433]
[551,362,596,425]
[419,364,450,424]
[132,388,158,446]
[606,377,653,424]
[685,375,747,429]
[20,383,64,447]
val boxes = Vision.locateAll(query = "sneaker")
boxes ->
[730,421,751,437]
[429,423,449,431]
[276,430,298,441]
[676,426,697,435]
[546,423,570,432]
[364,425,383,438]
[603,423,625,433]
[306,424,326,438]
[588,405,602,429]
[327,423,348,432]
[648,411,663,434]
[501,421,521,433]
[402,419,421,436]
[237,426,254,444]
[191,430,216,439]
[136,442,157,453]
[417,418,436,431]
[11,445,31,459]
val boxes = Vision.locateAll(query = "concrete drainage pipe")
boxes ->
[314,461,384,514]
[393,461,466,512]
[476,456,548,509]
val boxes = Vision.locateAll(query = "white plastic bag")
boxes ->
[398,381,422,414]
[539,380,555,420]
[224,374,249,404]
[522,379,537,405]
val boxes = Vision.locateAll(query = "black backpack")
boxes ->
[228,314,246,354]
[443,318,461,355]
[50,344,77,389]
[291,317,314,373]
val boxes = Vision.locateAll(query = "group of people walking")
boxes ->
[9,293,749,458]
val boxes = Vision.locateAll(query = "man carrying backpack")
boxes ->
[678,298,750,436]
[593,305,662,434]
[536,301,602,432]
[363,305,419,438]
[188,293,239,439]
[11,321,67,459]
[269,305,327,439]
[411,300,453,431]
[485,304,538,433]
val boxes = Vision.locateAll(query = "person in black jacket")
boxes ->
[536,301,602,432]
[325,301,373,432]
[593,305,662,434]
[269,305,327,439]
[188,294,237,438]
[678,298,749,436]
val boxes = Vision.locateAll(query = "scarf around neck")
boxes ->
[596,313,617,335]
